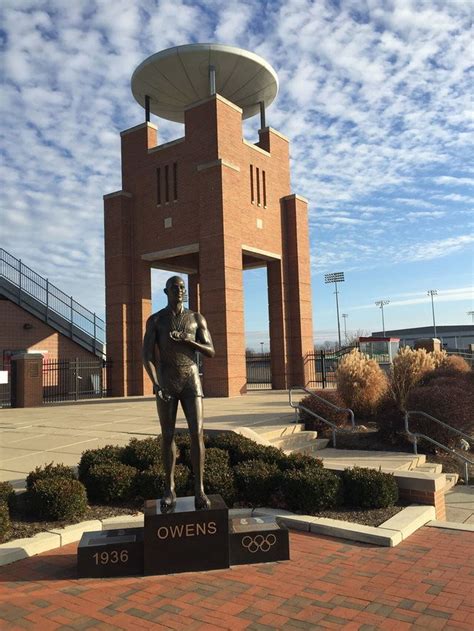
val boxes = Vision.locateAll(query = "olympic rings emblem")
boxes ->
[241,533,277,553]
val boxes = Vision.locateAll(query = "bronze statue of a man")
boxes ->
[143,276,215,513]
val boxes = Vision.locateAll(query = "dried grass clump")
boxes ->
[336,349,389,417]
[390,347,435,410]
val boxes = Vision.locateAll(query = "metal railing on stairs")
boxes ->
[404,411,473,484]
[0,248,105,357]
[289,386,355,448]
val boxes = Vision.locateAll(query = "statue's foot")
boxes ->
[194,491,211,510]
[160,489,176,514]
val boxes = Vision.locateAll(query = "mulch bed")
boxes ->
[5,493,403,544]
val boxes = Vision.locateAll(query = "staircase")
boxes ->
[0,248,105,358]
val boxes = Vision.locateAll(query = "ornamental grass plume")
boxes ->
[336,349,389,417]
[390,347,435,410]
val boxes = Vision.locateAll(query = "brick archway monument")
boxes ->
[104,44,313,397]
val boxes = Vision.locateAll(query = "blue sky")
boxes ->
[1,0,473,349]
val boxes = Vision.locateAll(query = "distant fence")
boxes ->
[246,352,271,390]
[304,346,358,389]
[43,358,110,403]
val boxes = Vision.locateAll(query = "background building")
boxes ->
[371,325,474,350]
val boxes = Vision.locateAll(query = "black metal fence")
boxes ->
[305,346,358,389]
[43,358,110,403]
[246,352,272,390]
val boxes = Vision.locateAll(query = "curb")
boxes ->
[0,504,437,567]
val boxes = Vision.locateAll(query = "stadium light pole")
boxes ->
[427,290,438,338]
[325,272,345,349]
[375,300,390,336]
[342,313,349,344]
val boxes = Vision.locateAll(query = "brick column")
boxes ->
[267,260,288,389]
[11,353,43,407]
[187,274,200,313]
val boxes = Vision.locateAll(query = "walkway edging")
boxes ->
[0,504,435,567]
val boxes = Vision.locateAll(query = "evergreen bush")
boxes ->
[78,445,124,484]
[0,481,16,511]
[86,462,137,503]
[281,468,343,513]
[29,477,88,520]
[279,452,324,472]
[207,432,285,467]
[26,462,76,491]
[233,459,281,506]
[121,437,163,471]
[342,467,398,508]
[203,448,236,506]
[0,501,12,543]
[135,463,190,500]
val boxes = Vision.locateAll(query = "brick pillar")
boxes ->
[187,274,200,312]
[282,194,314,387]
[267,260,288,389]
[11,353,43,407]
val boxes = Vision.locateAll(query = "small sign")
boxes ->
[77,528,144,578]
[0,371,8,385]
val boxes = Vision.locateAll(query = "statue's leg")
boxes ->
[181,396,210,510]
[156,396,179,513]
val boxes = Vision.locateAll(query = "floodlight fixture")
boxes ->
[325,272,345,348]
[375,299,390,336]
[427,290,438,338]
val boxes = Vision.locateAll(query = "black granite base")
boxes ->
[77,527,144,578]
[143,495,229,575]
[229,515,290,565]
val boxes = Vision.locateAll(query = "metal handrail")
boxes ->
[289,386,355,448]
[405,410,473,484]
[0,248,105,345]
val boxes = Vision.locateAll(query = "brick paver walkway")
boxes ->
[1,527,473,630]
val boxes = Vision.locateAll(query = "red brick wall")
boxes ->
[0,298,96,361]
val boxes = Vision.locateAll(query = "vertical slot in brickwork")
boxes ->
[173,162,178,201]
[256,167,261,205]
[164,165,169,203]
[262,170,267,207]
[250,164,254,203]
[156,168,161,205]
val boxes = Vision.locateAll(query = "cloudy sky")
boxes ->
[1,0,473,348]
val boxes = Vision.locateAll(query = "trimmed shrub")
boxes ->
[233,459,281,507]
[281,468,343,513]
[299,390,348,431]
[203,448,236,506]
[78,445,124,484]
[207,432,285,467]
[336,349,389,417]
[135,463,190,500]
[0,501,12,543]
[0,481,16,511]
[342,467,398,508]
[407,371,474,451]
[29,477,88,520]
[422,355,471,386]
[375,396,406,444]
[85,462,137,503]
[26,462,76,491]
[279,452,324,472]
[391,347,435,410]
[121,437,163,471]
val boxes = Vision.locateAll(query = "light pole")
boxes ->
[427,290,437,338]
[342,313,348,344]
[467,311,474,323]
[375,300,390,336]
[325,272,345,349]
[260,341,264,354]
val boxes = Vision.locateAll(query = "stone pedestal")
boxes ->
[77,528,144,578]
[143,495,229,575]
[229,515,289,565]
[11,353,43,408]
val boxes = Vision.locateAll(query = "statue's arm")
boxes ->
[143,315,161,389]
[181,313,215,358]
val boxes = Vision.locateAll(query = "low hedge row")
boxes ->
[1,433,400,539]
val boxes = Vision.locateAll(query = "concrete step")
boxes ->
[444,472,459,490]
[415,463,443,474]
[272,431,318,450]
[283,439,330,455]
[258,424,304,442]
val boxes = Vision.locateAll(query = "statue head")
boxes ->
[164,276,186,306]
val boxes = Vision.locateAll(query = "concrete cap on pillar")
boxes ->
[131,43,279,123]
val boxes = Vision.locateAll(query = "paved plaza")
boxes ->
[1,526,473,630]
